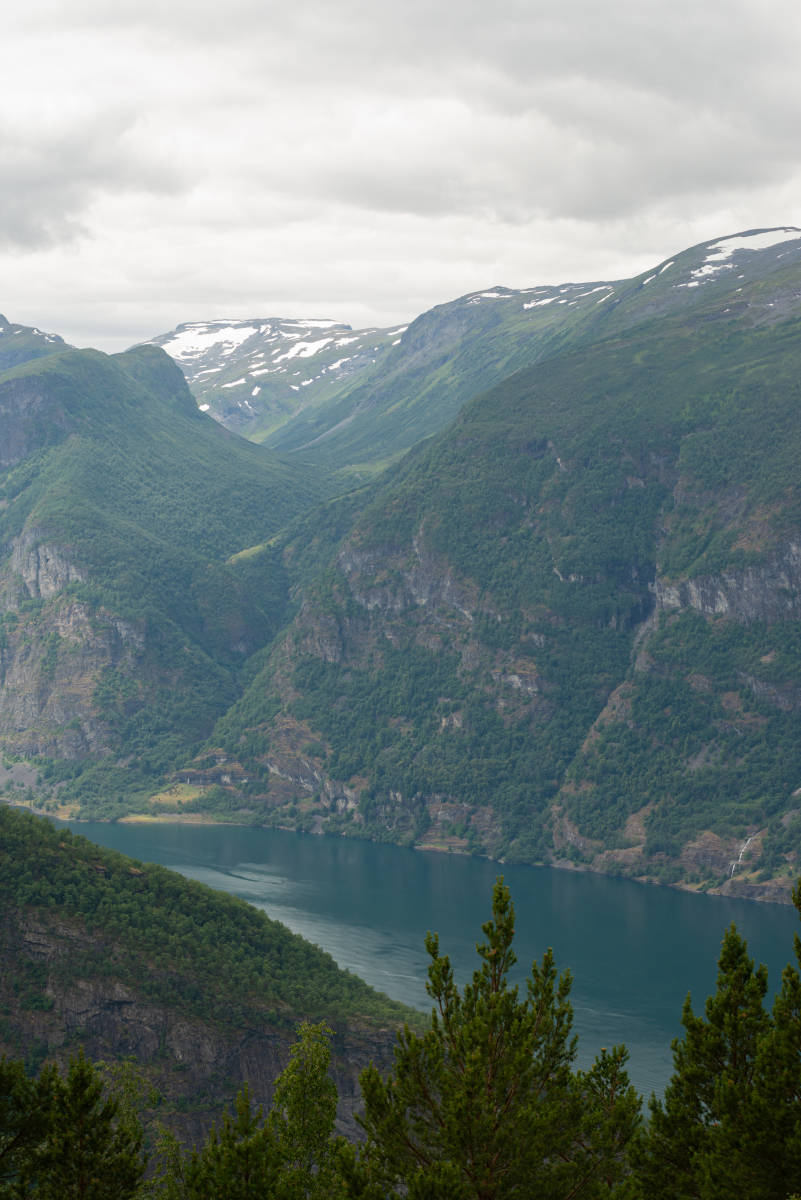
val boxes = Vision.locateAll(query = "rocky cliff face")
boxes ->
[0,529,146,759]
[0,904,395,1142]
[654,541,801,623]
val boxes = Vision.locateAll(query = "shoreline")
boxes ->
[12,799,793,907]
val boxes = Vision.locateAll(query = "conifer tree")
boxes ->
[0,1056,51,1197]
[634,908,801,1200]
[29,1053,145,1200]
[159,1022,348,1199]
[357,878,641,1200]
[163,1084,279,1200]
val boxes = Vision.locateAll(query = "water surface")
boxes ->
[66,820,800,1098]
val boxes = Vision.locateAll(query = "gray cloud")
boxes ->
[2,0,800,346]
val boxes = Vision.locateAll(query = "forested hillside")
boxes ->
[4,865,801,1197]
[203,232,801,901]
[0,344,329,811]
[0,805,408,1140]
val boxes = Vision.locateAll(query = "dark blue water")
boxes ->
[66,821,800,1099]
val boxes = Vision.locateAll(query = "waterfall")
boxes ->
[729,835,755,878]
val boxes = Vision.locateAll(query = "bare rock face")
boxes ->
[654,541,801,623]
[0,376,72,469]
[0,531,146,758]
[6,529,86,599]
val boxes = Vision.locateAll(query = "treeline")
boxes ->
[3,879,801,1198]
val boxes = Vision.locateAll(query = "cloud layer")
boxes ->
[3,0,801,348]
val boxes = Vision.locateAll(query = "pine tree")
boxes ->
[0,1056,51,1196]
[634,915,801,1200]
[30,1053,145,1200]
[165,1084,279,1200]
[158,1022,348,1199]
[357,878,641,1200]
[266,1021,347,1199]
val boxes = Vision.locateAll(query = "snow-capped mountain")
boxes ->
[146,227,801,472]
[145,317,408,439]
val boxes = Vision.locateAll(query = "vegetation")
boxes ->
[357,879,641,1199]
[5,243,801,891]
[0,345,329,807]
[217,302,801,886]
[0,805,411,1031]
[5,872,801,1197]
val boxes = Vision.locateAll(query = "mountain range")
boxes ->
[3,226,801,902]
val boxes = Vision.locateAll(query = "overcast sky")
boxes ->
[3,0,801,350]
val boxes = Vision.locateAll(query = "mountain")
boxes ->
[145,317,407,449]
[150,227,801,486]
[197,228,801,903]
[0,804,407,1139]
[5,227,801,902]
[0,342,330,812]
[0,313,70,373]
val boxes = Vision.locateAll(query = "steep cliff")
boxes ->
[0,344,328,810]
[0,807,407,1139]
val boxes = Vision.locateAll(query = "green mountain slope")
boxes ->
[0,313,69,374]
[0,804,407,1136]
[261,226,801,480]
[0,345,330,811]
[206,258,801,901]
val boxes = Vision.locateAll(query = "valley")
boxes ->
[2,227,801,903]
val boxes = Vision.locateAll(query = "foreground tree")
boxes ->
[357,878,641,1199]
[635,895,801,1199]
[11,1053,146,1200]
[0,1057,51,1197]
[159,1022,348,1199]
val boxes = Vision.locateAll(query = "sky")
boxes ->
[3,0,801,351]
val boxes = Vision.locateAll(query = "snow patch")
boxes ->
[222,378,246,388]
[163,324,258,359]
[251,386,260,396]
[283,319,340,329]
[676,228,801,289]
[523,296,557,309]
[272,337,334,364]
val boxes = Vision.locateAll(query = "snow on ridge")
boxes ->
[706,228,800,260]
[282,319,342,330]
[164,324,259,359]
[676,228,801,290]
